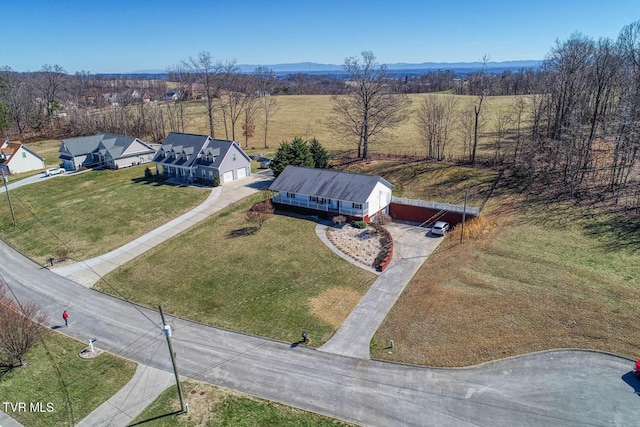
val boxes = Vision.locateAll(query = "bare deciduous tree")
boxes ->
[253,67,279,148]
[415,94,459,160]
[246,197,274,230]
[330,51,411,160]
[0,278,48,370]
[184,52,223,137]
[0,67,37,137]
[38,64,67,125]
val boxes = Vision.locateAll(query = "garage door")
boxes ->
[236,167,247,179]
[222,170,234,183]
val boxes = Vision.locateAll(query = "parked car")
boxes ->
[431,221,450,236]
[44,167,65,176]
[259,158,272,169]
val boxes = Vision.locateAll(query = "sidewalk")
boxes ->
[52,174,272,287]
[318,221,443,359]
[75,364,175,427]
[0,412,25,427]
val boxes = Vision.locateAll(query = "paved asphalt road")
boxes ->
[1,240,638,426]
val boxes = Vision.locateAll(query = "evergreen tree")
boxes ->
[271,137,314,177]
[309,138,329,168]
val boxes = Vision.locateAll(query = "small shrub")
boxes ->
[144,167,152,179]
[213,173,220,187]
[372,213,391,230]
[351,220,367,229]
[332,215,347,225]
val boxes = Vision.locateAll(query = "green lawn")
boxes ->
[97,196,377,345]
[132,381,352,426]
[0,165,208,262]
[0,330,136,427]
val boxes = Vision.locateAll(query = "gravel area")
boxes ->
[326,224,385,268]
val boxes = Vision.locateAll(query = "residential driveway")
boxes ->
[1,242,637,427]
[319,221,443,359]
[51,174,272,287]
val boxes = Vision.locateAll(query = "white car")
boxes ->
[44,167,65,176]
[431,221,450,236]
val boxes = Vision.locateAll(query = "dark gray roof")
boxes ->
[60,133,152,158]
[154,132,251,168]
[153,132,210,167]
[269,166,393,203]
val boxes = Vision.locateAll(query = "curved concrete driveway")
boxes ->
[52,174,272,287]
[1,242,637,426]
[318,221,443,359]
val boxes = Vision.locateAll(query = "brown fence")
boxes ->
[389,197,479,225]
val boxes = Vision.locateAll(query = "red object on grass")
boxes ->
[635,360,640,371]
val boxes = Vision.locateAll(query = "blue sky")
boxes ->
[1,0,638,74]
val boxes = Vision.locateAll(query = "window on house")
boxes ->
[352,203,363,209]
[310,196,318,203]
[22,152,27,158]
[286,192,296,199]
[232,154,236,161]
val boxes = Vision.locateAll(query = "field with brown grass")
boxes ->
[372,191,640,366]
[180,94,518,160]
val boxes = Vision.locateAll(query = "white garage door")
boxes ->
[236,167,247,179]
[222,170,234,183]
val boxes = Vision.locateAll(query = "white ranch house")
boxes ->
[269,165,393,222]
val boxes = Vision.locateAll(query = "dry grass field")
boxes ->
[180,94,518,160]
[372,192,640,366]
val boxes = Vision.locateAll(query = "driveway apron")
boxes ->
[319,221,443,359]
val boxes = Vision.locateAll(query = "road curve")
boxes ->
[1,240,637,427]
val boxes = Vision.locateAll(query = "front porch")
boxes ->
[271,195,369,218]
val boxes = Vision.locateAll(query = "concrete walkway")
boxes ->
[52,174,272,287]
[75,364,174,427]
[0,412,25,427]
[319,221,443,359]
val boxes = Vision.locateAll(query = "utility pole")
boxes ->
[1,170,16,226]
[460,190,467,245]
[159,305,185,412]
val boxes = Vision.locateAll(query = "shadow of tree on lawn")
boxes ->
[227,227,259,238]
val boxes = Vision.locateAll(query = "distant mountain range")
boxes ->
[130,60,541,77]
[235,60,541,73]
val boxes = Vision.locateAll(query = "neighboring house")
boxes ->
[0,140,46,175]
[269,165,393,222]
[153,132,251,185]
[59,133,157,171]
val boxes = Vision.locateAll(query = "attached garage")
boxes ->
[222,170,234,183]
[236,167,247,179]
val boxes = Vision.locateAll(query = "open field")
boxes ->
[0,165,208,262]
[133,381,352,426]
[0,330,136,427]
[180,94,519,160]
[372,191,640,366]
[97,196,377,345]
